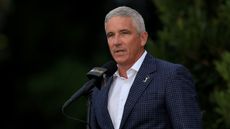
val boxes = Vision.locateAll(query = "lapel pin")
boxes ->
[143,75,150,83]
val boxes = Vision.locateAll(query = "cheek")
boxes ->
[107,42,113,50]
[129,42,140,52]
[108,43,112,49]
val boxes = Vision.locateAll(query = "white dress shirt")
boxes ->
[107,51,147,129]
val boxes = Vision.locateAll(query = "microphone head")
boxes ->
[101,60,117,77]
[86,67,107,79]
[86,60,117,79]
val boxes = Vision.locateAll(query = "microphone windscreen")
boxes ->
[101,60,117,77]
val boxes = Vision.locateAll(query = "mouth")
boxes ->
[115,49,124,52]
[114,49,125,54]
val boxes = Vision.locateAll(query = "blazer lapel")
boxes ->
[96,77,114,129]
[119,54,157,129]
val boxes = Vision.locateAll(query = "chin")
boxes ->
[113,55,128,64]
[115,59,127,66]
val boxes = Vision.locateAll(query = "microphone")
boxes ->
[62,60,117,111]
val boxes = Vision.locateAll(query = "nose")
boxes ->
[112,35,122,46]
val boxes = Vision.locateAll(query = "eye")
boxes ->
[106,32,114,38]
[120,30,131,35]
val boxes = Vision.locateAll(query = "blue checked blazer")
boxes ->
[89,53,202,129]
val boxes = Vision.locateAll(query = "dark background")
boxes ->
[1,0,230,129]
[1,0,161,129]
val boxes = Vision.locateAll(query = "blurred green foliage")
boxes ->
[151,0,230,129]
[212,52,230,129]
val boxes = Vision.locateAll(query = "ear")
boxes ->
[140,32,148,47]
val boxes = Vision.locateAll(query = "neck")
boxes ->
[118,67,128,79]
[117,50,145,78]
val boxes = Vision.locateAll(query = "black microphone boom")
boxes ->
[62,60,117,111]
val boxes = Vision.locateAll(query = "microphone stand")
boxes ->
[61,87,94,129]
[62,60,116,129]
[86,92,92,129]
[61,79,106,129]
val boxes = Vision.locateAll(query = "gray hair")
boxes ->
[104,6,146,33]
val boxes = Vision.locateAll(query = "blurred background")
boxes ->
[0,0,230,129]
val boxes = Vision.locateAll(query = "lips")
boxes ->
[114,49,125,54]
[115,49,124,52]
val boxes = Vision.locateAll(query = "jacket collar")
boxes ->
[95,53,157,129]
[119,53,157,129]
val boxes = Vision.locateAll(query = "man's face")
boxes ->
[105,16,148,68]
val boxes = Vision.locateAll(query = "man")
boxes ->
[89,6,202,129]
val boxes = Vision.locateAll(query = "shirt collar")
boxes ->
[131,50,147,72]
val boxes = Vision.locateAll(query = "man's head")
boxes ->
[105,6,146,34]
[104,6,148,70]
